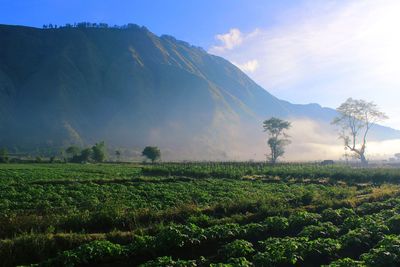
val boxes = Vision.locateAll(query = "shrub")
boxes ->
[219,240,255,259]
[288,211,321,233]
[386,215,400,234]
[42,240,126,266]
[339,229,376,258]
[210,257,253,267]
[298,222,340,239]
[325,258,365,267]
[263,216,289,235]
[240,223,268,240]
[255,237,307,266]
[361,235,400,267]
[140,256,197,267]
[303,238,341,265]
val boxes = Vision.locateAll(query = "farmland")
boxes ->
[1,163,400,266]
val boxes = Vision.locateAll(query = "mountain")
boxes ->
[0,24,398,160]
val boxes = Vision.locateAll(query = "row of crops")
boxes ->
[20,196,400,266]
[143,162,400,183]
[1,163,400,266]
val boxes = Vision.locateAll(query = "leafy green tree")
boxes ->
[142,146,161,163]
[115,150,121,162]
[66,146,81,161]
[0,148,9,163]
[69,147,92,163]
[35,156,43,163]
[263,117,291,164]
[92,142,106,163]
[80,148,93,163]
[332,98,387,166]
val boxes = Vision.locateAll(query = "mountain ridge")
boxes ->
[0,23,398,159]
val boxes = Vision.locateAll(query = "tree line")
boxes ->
[0,143,161,164]
[65,143,161,163]
[42,22,146,30]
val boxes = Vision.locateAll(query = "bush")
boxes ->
[288,211,321,233]
[303,238,341,265]
[325,258,365,267]
[140,256,197,267]
[227,257,252,266]
[361,235,400,267]
[0,148,9,163]
[255,237,307,266]
[339,229,376,258]
[219,240,255,259]
[298,222,340,239]
[321,208,341,224]
[263,216,289,235]
[42,240,126,266]
[155,224,204,250]
[386,215,400,234]
[210,257,253,267]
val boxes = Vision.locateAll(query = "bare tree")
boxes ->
[263,117,291,164]
[332,98,388,165]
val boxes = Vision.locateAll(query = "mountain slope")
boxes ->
[0,24,398,159]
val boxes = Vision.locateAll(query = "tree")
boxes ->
[263,117,291,164]
[332,98,388,166]
[0,148,9,163]
[92,141,106,163]
[115,150,121,162]
[80,148,93,162]
[66,146,81,157]
[142,146,161,163]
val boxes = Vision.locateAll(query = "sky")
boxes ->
[1,0,400,129]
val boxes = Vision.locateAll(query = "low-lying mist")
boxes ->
[153,117,400,162]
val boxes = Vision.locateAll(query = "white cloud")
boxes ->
[209,28,243,53]
[233,59,259,73]
[209,0,400,129]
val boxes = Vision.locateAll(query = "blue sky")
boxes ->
[1,0,400,129]
[0,0,299,48]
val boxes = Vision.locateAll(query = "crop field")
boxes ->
[1,163,400,266]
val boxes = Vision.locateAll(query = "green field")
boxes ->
[2,163,400,266]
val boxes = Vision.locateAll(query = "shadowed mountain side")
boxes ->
[0,24,399,159]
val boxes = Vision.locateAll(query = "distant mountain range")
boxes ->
[0,24,398,160]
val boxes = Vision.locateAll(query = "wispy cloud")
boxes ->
[209,28,243,53]
[233,59,259,73]
[209,0,400,129]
